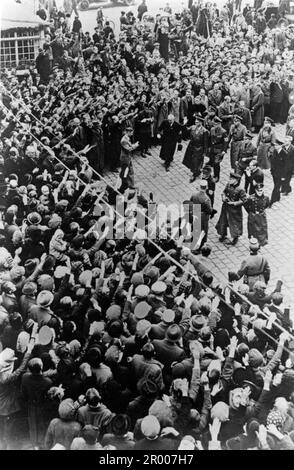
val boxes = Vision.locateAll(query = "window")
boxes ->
[1,29,40,67]
[0,39,17,67]
[18,38,35,64]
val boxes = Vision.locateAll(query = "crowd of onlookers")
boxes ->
[0,0,294,451]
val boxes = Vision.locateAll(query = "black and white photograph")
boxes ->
[0,0,294,454]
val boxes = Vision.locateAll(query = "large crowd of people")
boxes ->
[0,0,294,451]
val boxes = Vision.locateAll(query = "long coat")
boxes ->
[216,183,247,238]
[158,120,182,163]
[21,372,52,447]
[245,194,270,246]
[195,8,211,38]
[190,190,213,244]
[256,126,275,170]
[156,102,169,133]
[157,29,169,61]
[229,123,247,169]
[183,125,208,175]
[251,90,265,127]
[235,107,252,130]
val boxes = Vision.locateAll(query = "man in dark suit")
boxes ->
[179,89,195,126]
[190,180,213,248]
[149,309,175,340]
[152,324,186,391]
[281,135,294,195]
[269,140,287,205]
[157,114,182,171]
[234,100,252,130]
[245,158,264,194]
[270,76,284,123]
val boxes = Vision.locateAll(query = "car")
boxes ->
[78,0,134,11]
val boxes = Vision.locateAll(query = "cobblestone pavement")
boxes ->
[104,124,294,314]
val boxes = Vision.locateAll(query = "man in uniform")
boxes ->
[216,171,247,245]
[208,116,228,182]
[119,127,139,193]
[234,100,252,130]
[218,95,234,133]
[269,139,286,206]
[236,131,257,178]
[228,237,271,290]
[190,180,213,250]
[136,96,154,158]
[182,114,209,182]
[228,114,247,170]
[281,135,294,195]
[202,164,216,213]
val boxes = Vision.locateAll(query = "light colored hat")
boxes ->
[0,348,17,372]
[249,237,259,251]
[141,415,160,440]
[135,284,150,298]
[134,301,151,320]
[151,281,167,295]
[37,290,54,308]
[200,179,208,189]
[178,435,195,450]
[38,325,54,346]
[136,319,152,337]
[161,309,175,324]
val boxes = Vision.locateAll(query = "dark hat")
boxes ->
[246,132,253,138]
[213,116,222,124]
[22,281,37,295]
[27,212,42,225]
[24,258,38,275]
[194,113,204,121]
[264,116,274,124]
[86,388,101,408]
[191,314,206,331]
[140,379,159,397]
[214,328,230,349]
[229,171,241,180]
[202,164,213,174]
[111,414,131,436]
[166,324,182,342]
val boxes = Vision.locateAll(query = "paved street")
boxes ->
[104,125,294,315]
